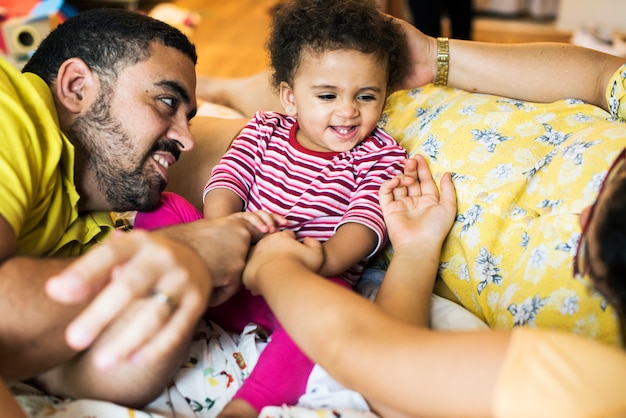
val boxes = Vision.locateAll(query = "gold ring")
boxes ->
[151,291,177,312]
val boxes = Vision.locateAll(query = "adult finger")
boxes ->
[130,290,200,368]
[391,176,411,200]
[63,239,181,350]
[414,154,439,197]
[379,177,402,207]
[89,294,174,369]
[253,210,283,232]
[439,172,458,214]
[233,212,272,233]
[93,264,204,370]
[403,155,419,179]
[46,230,129,303]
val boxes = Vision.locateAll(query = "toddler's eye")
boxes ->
[358,94,377,102]
[318,94,336,101]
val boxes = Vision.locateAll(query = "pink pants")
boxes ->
[135,192,350,412]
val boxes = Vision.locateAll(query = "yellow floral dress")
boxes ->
[379,64,626,346]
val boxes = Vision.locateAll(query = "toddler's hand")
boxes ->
[228,210,287,236]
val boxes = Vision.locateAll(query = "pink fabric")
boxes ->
[208,278,350,412]
[134,191,202,229]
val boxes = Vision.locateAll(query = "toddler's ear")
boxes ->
[278,81,297,116]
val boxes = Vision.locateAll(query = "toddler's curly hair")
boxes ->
[267,0,410,94]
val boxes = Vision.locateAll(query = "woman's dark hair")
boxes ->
[594,175,626,317]
[267,0,410,93]
[22,8,197,85]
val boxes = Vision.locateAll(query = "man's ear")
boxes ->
[278,81,297,116]
[54,58,96,113]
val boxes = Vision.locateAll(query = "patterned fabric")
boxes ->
[14,295,484,417]
[205,111,406,284]
[14,320,373,418]
[377,64,626,346]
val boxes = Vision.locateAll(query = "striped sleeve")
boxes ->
[340,128,406,255]
[203,112,290,203]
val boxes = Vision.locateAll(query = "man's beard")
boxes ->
[68,94,178,212]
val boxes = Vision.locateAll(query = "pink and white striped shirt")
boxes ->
[204,111,406,284]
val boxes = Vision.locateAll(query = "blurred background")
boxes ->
[2,0,625,76]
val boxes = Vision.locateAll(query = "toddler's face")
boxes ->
[280,48,388,153]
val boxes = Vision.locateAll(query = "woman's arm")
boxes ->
[242,155,510,417]
[448,40,625,110]
[195,19,626,117]
[374,155,456,327]
[395,18,626,111]
[243,232,510,417]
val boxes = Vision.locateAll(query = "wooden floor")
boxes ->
[473,16,571,43]
[174,0,280,78]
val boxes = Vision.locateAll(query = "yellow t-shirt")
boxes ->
[493,328,626,417]
[380,64,626,346]
[0,57,113,257]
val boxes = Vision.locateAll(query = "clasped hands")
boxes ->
[44,155,454,370]
[45,216,255,369]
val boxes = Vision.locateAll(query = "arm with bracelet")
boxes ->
[434,37,449,87]
[192,18,624,119]
[393,18,624,110]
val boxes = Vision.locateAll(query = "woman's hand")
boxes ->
[392,17,438,89]
[379,154,457,251]
[242,231,324,296]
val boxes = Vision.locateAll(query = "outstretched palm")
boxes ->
[379,155,457,250]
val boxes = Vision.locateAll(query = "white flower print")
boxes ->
[508,294,547,326]
[474,248,503,295]
[470,128,512,152]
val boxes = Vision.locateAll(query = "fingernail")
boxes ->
[94,350,118,370]
[66,325,93,350]
[46,273,87,302]
[131,351,144,365]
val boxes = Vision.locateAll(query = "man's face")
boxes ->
[69,43,197,212]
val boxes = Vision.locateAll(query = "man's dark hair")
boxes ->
[267,0,410,93]
[22,8,197,85]
[595,175,626,317]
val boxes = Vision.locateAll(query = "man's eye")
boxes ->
[161,97,176,108]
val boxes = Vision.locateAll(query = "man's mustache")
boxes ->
[150,139,181,162]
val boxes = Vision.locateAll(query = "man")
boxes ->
[0,8,251,408]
